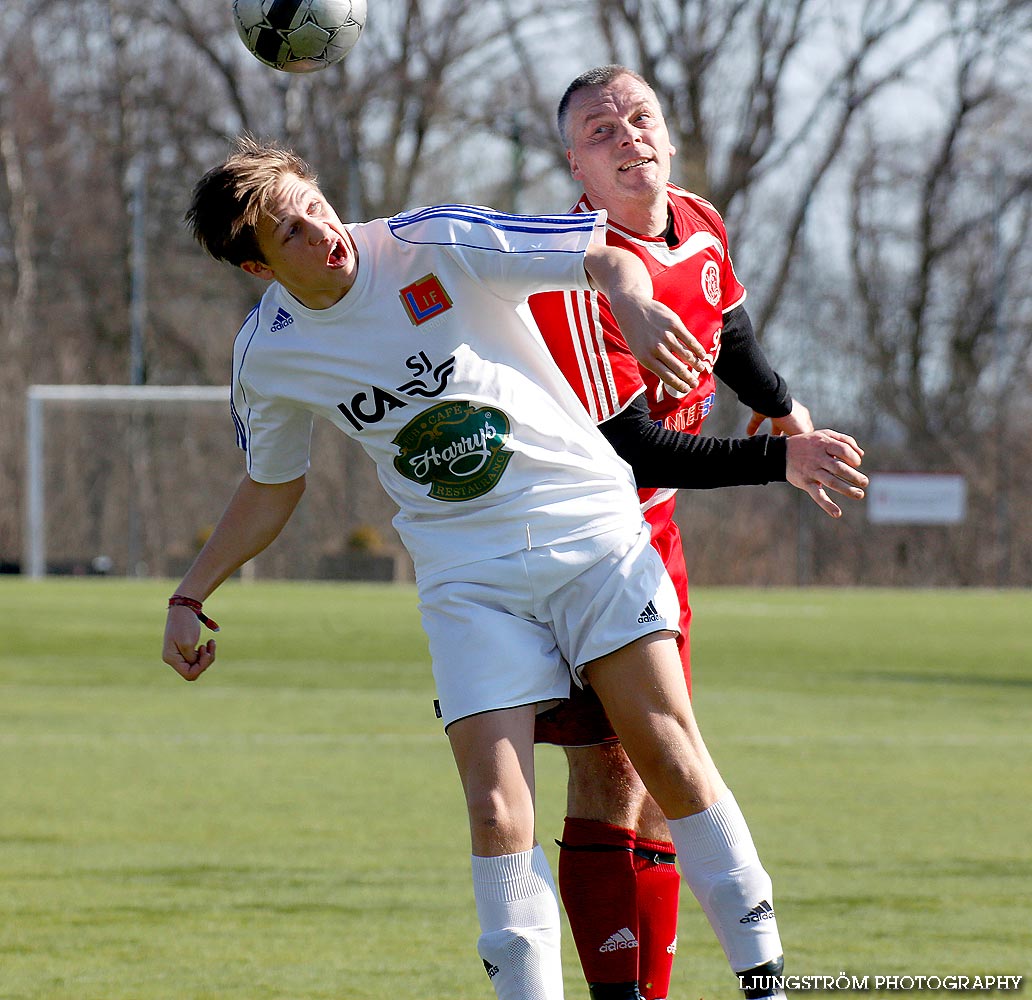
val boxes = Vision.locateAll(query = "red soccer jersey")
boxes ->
[531,186,748,730]
[529,183,746,533]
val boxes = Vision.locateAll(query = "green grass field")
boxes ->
[1,580,1029,999]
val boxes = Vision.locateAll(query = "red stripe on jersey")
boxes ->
[532,184,745,517]
[531,288,625,422]
[564,290,620,421]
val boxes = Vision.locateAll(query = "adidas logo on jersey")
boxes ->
[270,307,294,332]
[638,600,661,624]
[740,899,776,923]
[600,927,639,952]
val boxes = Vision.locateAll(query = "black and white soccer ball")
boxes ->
[233,0,367,74]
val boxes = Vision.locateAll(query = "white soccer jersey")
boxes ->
[230,205,645,579]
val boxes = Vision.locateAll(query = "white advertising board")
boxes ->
[867,473,967,525]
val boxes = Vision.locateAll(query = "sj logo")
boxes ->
[400,273,453,326]
[336,351,456,430]
[392,400,513,502]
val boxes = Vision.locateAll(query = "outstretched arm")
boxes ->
[600,396,787,488]
[600,396,867,517]
[583,243,706,396]
[162,474,306,681]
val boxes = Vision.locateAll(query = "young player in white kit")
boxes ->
[162,137,788,1000]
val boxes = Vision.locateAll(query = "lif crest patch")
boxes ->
[400,273,453,326]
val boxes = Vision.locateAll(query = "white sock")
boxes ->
[668,792,784,975]
[471,845,565,1000]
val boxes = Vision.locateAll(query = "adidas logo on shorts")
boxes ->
[638,600,661,624]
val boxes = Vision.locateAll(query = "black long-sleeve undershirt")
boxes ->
[714,305,792,418]
[598,393,788,489]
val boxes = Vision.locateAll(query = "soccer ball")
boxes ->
[233,0,367,74]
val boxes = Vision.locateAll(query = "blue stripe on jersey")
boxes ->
[231,305,263,453]
[394,204,598,230]
[388,204,598,250]
[229,396,246,451]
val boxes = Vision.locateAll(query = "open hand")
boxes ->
[612,296,707,396]
[786,429,867,518]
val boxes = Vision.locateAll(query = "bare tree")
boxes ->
[831,2,1032,584]
[845,3,1032,444]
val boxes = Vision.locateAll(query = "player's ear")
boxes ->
[241,259,274,282]
[567,148,582,181]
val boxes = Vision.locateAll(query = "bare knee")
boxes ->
[465,786,536,856]
[447,705,538,856]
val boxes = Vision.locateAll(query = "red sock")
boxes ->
[557,817,641,988]
[632,835,680,1000]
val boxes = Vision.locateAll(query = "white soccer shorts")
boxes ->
[418,521,680,729]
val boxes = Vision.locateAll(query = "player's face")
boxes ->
[243,174,358,310]
[565,75,676,222]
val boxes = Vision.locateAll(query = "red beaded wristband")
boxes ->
[168,594,220,633]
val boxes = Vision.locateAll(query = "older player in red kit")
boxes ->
[530,66,867,1000]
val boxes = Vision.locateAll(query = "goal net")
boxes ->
[24,385,239,579]
[22,384,407,582]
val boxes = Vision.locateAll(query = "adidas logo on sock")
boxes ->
[482,959,499,979]
[666,934,678,955]
[599,927,639,952]
[739,899,776,924]
[270,307,294,332]
[637,600,661,624]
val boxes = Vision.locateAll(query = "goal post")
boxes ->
[24,384,232,579]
